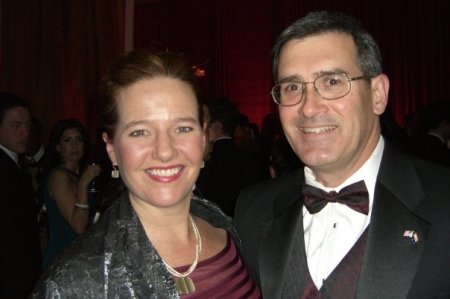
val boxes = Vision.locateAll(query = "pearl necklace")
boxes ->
[162,215,202,294]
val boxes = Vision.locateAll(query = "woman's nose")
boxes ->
[152,133,176,162]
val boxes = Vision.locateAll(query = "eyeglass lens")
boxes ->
[272,73,357,106]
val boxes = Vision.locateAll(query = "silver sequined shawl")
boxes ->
[31,192,240,299]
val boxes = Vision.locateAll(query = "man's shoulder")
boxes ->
[407,154,450,187]
[382,149,450,218]
[0,148,17,174]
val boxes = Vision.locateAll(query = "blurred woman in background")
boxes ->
[42,118,101,267]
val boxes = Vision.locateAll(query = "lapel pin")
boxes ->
[403,230,419,244]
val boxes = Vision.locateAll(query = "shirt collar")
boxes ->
[428,132,445,143]
[304,136,385,211]
[27,144,45,162]
[0,143,19,165]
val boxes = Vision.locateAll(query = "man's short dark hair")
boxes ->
[208,98,240,135]
[0,92,31,124]
[272,11,383,83]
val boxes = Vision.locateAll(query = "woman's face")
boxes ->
[105,77,206,209]
[57,128,85,164]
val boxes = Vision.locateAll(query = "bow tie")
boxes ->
[302,180,369,215]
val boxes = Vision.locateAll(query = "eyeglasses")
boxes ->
[271,73,366,106]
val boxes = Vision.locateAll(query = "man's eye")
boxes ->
[285,83,301,92]
[130,130,147,137]
[279,82,302,97]
[324,76,343,86]
[176,127,193,133]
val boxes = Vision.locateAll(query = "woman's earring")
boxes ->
[111,164,120,178]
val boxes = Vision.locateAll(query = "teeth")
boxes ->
[147,167,181,177]
[302,126,336,134]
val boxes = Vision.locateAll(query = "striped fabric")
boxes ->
[176,234,261,298]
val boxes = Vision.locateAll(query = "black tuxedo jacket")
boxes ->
[0,149,41,298]
[235,143,450,299]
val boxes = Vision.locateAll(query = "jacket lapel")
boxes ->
[356,145,430,299]
[259,198,304,298]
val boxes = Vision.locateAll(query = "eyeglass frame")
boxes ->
[271,73,367,107]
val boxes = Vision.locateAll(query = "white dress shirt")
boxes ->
[303,137,385,289]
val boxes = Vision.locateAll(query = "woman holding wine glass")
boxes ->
[41,118,101,267]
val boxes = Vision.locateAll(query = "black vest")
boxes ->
[282,221,369,299]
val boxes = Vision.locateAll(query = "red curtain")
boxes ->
[134,0,450,127]
[1,0,449,135]
[0,0,125,143]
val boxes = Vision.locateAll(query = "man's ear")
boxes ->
[371,74,390,115]
[102,132,117,164]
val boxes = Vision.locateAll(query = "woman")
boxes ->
[42,118,101,267]
[32,50,261,298]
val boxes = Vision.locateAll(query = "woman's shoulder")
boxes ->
[47,166,77,182]
[32,248,108,298]
[37,201,126,284]
[190,196,241,246]
[191,196,232,224]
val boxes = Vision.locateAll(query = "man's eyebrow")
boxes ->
[278,68,350,83]
[313,68,348,76]
[278,75,302,83]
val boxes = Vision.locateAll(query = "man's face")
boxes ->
[0,107,31,154]
[207,121,224,142]
[277,32,388,186]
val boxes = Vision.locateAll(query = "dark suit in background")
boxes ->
[197,138,260,217]
[411,133,450,167]
[0,93,41,298]
[0,149,41,298]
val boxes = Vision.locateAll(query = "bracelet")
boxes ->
[74,203,90,210]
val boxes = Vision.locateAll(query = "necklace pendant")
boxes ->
[174,276,196,295]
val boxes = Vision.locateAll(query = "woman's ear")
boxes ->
[102,132,117,164]
[371,74,390,115]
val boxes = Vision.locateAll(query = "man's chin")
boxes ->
[14,146,28,154]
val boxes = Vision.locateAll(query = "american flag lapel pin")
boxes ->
[403,230,419,244]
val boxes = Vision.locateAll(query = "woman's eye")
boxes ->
[176,126,193,133]
[129,130,147,137]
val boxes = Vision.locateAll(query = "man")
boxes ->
[0,92,41,298]
[21,116,48,255]
[21,116,46,193]
[411,101,450,166]
[234,11,450,299]
[196,99,263,217]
